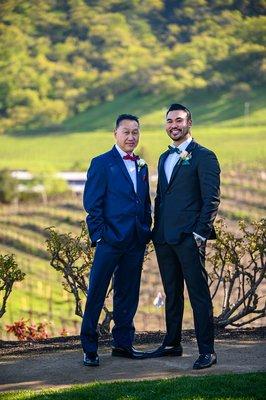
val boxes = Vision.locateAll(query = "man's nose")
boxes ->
[128,133,135,140]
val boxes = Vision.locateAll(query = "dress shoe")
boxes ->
[83,352,99,366]
[111,346,148,359]
[193,353,217,369]
[147,344,183,358]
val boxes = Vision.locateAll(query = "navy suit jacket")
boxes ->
[153,139,220,244]
[83,146,152,247]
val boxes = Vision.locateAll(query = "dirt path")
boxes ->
[1,339,265,393]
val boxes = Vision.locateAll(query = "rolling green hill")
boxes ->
[0,88,265,171]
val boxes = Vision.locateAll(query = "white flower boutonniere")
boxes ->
[137,158,146,172]
[179,150,192,165]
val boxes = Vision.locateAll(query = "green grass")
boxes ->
[0,88,265,171]
[61,87,266,132]
[0,126,265,172]
[1,373,265,399]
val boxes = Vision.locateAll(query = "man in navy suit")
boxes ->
[151,104,220,369]
[80,114,152,366]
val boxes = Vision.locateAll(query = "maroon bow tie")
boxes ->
[123,154,140,161]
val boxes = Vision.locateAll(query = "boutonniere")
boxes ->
[179,150,192,165]
[137,158,146,172]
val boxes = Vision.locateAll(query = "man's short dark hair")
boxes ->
[166,104,192,121]
[115,114,139,128]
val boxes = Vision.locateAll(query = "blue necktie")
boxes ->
[168,145,182,155]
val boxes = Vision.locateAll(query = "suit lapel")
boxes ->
[111,146,135,192]
[168,139,197,186]
[158,151,169,193]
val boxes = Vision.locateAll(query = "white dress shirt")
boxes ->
[164,137,205,242]
[115,144,137,192]
[164,137,192,183]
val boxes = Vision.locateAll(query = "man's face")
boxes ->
[165,110,192,143]
[114,119,140,153]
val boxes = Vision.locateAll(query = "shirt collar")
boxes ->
[115,144,133,158]
[115,143,133,158]
[169,136,192,153]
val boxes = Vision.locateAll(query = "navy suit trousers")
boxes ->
[155,233,214,354]
[80,240,146,354]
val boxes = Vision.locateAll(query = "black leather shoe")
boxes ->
[193,353,217,369]
[111,346,148,359]
[83,352,99,366]
[147,344,183,358]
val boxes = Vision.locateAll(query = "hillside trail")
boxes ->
[1,338,265,393]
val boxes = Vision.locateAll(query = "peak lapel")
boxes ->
[158,151,169,193]
[168,139,197,186]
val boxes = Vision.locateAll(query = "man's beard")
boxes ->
[171,127,190,141]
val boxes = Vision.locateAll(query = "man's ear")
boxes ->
[188,119,192,127]
[114,129,117,138]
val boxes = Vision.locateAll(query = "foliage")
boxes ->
[0,253,25,318]
[0,0,265,133]
[6,318,49,340]
[0,169,18,204]
[208,218,266,328]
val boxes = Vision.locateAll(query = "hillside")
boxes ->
[0,0,265,133]
[0,87,265,171]
[62,86,266,132]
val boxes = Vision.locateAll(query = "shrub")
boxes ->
[0,170,18,204]
[0,253,25,318]
[6,319,49,340]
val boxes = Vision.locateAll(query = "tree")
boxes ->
[208,219,266,328]
[0,253,26,318]
[45,222,92,315]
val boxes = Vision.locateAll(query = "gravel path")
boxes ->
[1,337,265,393]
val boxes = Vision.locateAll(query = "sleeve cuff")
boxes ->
[193,232,206,241]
